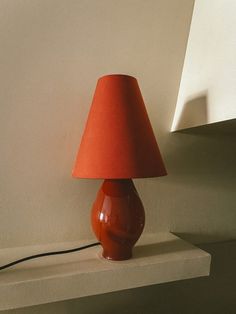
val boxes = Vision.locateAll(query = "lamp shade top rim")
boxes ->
[98,74,137,81]
[72,172,167,180]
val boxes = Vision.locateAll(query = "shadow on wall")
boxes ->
[173,232,236,244]
[175,93,208,130]
[133,238,192,259]
[165,118,236,190]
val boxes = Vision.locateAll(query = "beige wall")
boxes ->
[1,0,235,248]
[0,0,236,312]
[0,0,196,248]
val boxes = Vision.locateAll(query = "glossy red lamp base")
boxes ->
[91,179,145,261]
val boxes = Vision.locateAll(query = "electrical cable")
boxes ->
[0,242,100,271]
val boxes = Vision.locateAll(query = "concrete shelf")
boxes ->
[0,232,211,311]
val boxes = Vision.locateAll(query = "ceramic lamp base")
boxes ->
[91,179,145,261]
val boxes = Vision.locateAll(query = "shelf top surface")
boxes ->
[0,232,211,310]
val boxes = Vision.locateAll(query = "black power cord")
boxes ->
[0,242,100,271]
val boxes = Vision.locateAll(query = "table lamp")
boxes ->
[72,74,167,261]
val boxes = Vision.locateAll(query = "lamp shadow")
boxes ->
[133,239,192,259]
[175,93,208,130]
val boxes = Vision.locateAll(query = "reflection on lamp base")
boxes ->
[91,179,145,261]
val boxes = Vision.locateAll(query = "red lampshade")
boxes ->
[72,74,167,179]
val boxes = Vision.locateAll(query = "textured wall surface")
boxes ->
[1,0,235,248]
[0,0,195,248]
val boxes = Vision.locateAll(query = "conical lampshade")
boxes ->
[72,74,167,179]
